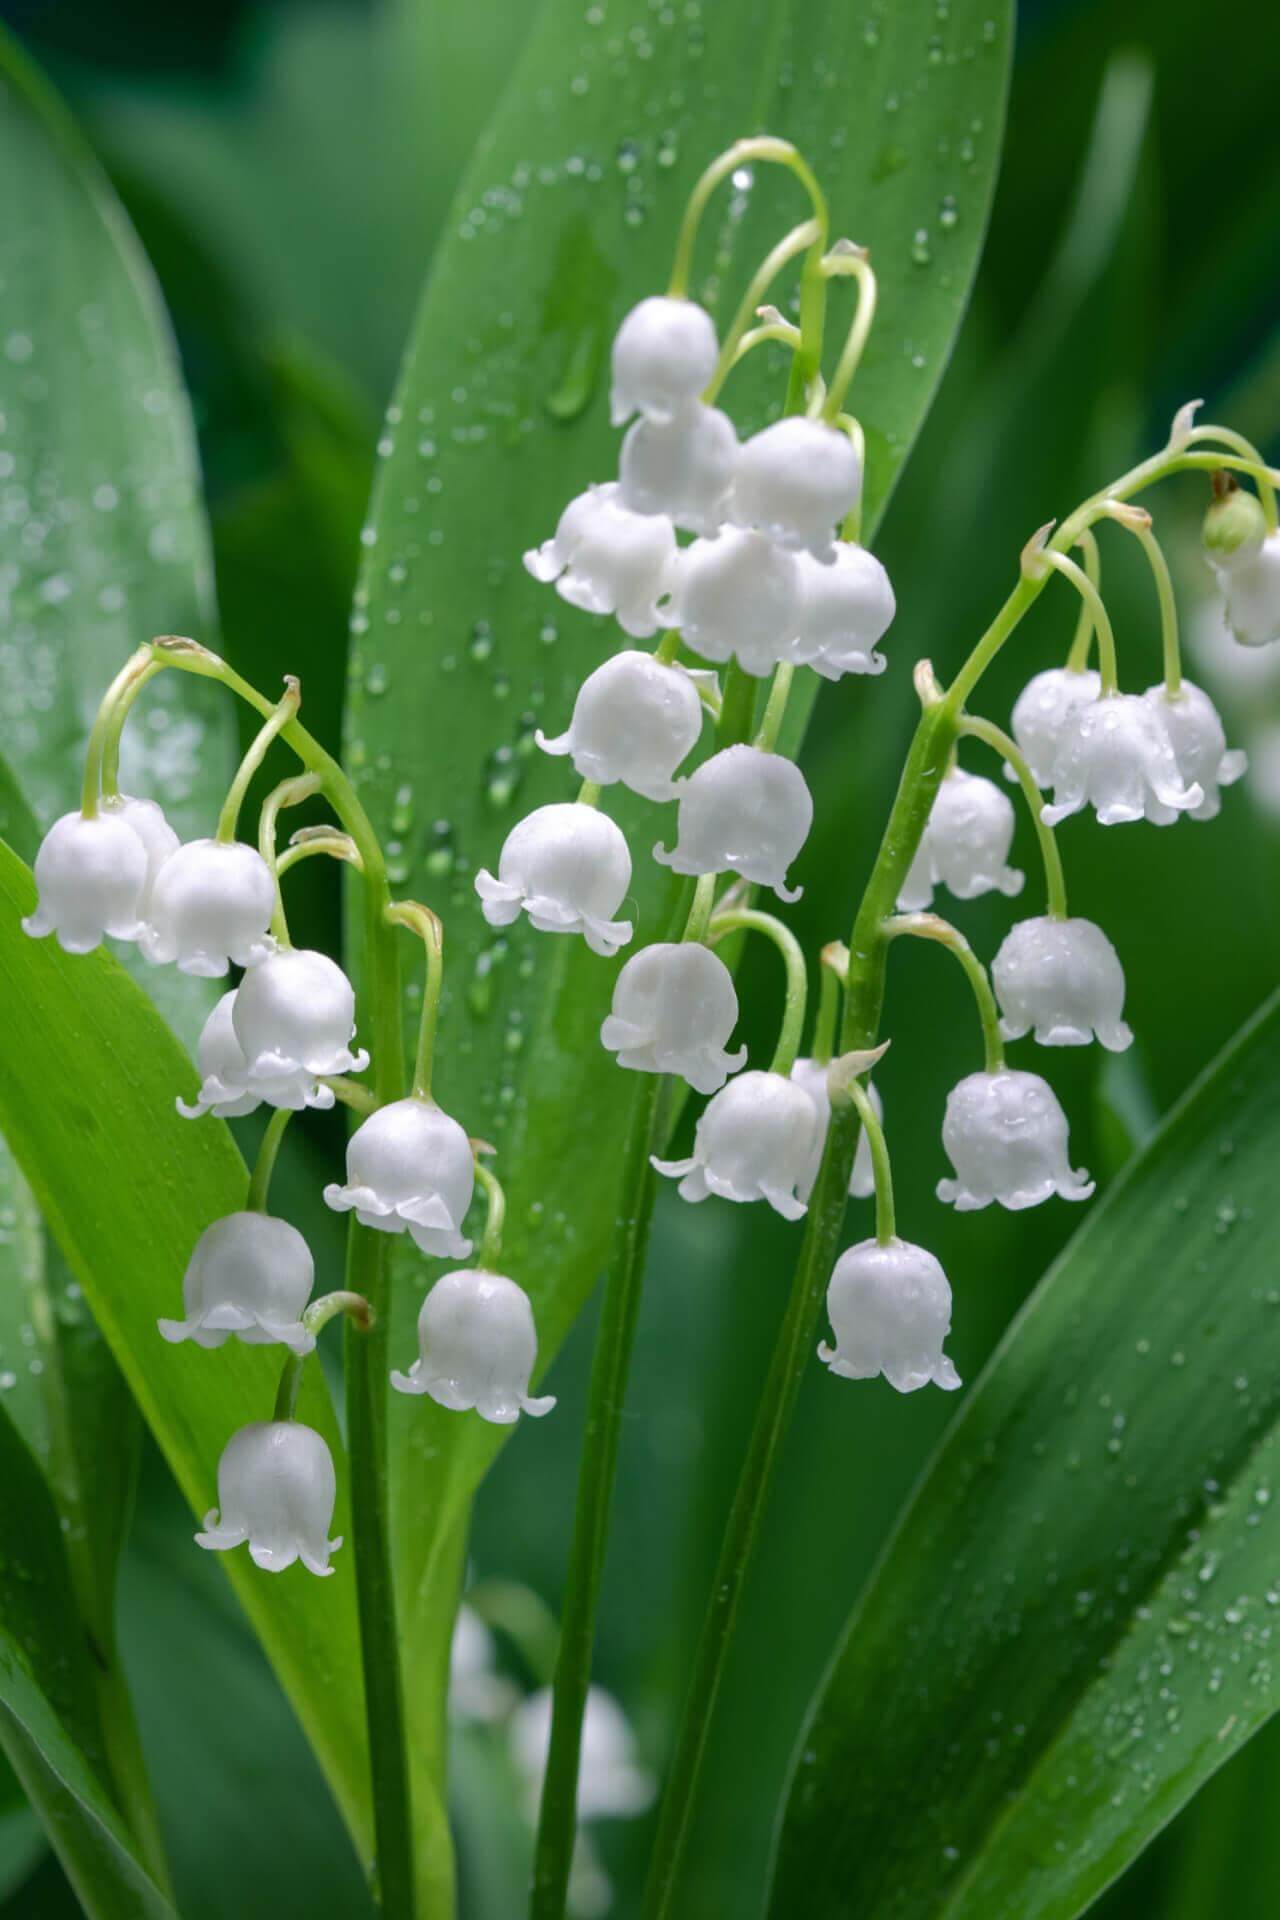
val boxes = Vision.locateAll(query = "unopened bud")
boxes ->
[1202,476,1266,559]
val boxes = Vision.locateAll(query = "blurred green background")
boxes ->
[1,0,1277,1914]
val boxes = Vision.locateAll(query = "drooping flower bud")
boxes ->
[896,767,1024,912]
[22,809,149,954]
[619,402,738,533]
[651,1068,816,1218]
[789,1058,880,1202]
[196,1421,341,1576]
[1206,530,1280,649]
[103,794,180,912]
[1142,681,1247,821]
[1202,483,1267,561]
[1010,666,1101,788]
[731,417,862,558]
[937,1068,1093,1211]
[159,1211,315,1353]
[510,1685,655,1820]
[390,1269,555,1424]
[178,991,264,1119]
[324,1096,474,1258]
[449,1607,517,1724]
[600,942,746,1094]
[992,916,1132,1051]
[476,803,633,957]
[141,838,277,975]
[791,544,895,680]
[610,295,718,426]
[653,744,812,902]
[1041,692,1204,827]
[230,949,369,1101]
[523,483,676,639]
[818,1238,961,1394]
[536,651,708,802]
[659,527,800,677]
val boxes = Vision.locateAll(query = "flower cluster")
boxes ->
[24,648,556,1579]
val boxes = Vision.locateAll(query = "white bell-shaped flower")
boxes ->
[937,1068,1093,1212]
[1208,529,1280,648]
[523,483,676,639]
[449,1606,517,1724]
[22,808,149,954]
[790,1058,880,1203]
[230,948,369,1103]
[896,767,1024,911]
[158,1211,315,1353]
[818,1238,961,1394]
[141,837,276,975]
[178,992,263,1119]
[324,1095,474,1258]
[610,295,718,426]
[510,1685,655,1821]
[661,527,801,676]
[476,803,633,957]
[619,402,738,534]
[103,794,180,912]
[390,1268,555,1423]
[993,916,1132,1051]
[600,942,746,1095]
[730,417,862,558]
[535,651,706,802]
[654,745,812,903]
[196,1421,341,1576]
[1010,666,1101,787]
[1142,681,1246,821]
[652,1068,816,1219]
[1041,692,1204,827]
[791,544,894,680]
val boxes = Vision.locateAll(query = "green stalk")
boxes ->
[529,1074,664,1920]
[156,639,418,1915]
[960,715,1067,920]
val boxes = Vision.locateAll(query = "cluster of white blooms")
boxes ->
[24,662,556,1579]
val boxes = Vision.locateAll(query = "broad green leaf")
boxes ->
[0,1397,172,1918]
[0,29,235,1050]
[346,0,1013,1716]
[0,844,372,1869]
[768,990,1280,1920]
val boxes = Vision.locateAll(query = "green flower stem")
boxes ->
[100,660,165,801]
[1065,528,1100,671]
[716,661,757,750]
[681,872,718,945]
[216,678,301,843]
[530,1072,664,1920]
[259,771,322,945]
[883,914,1004,1073]
[274,1291,374,1423]
[836,414,866,543]
[320,1076,378,1115]
[385,901,445,1101]
[575,780,602,808]
[643,428,1280,1919]
[819,249,878,421]
[667,137,827,300]
[960,714,1067,920]
[653,628,684,666]
[708,908,806,1076]
[754,663,794,753]
[472,1160,506,1272]
[704,218,821,400]
[1039,551,1119,694]
[1184,424,1278,528]
[150,638,416,1917]
[246,1108,293,1214]
[1117,512,1182,693]
[811,941,848,1066]
[80,645,155,817]
[832,1070,894,1245]
[276,829,363,877]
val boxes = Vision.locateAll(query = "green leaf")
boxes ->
[345,0,1013,1719]
[0,29,235,1050]
[0,843,372,1871]
[768,990,1280,1920]
[0,1395,173,1918]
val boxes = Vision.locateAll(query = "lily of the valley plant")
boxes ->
[21,136,1280,1919]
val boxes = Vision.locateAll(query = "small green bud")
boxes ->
[1202,477,1266,559]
